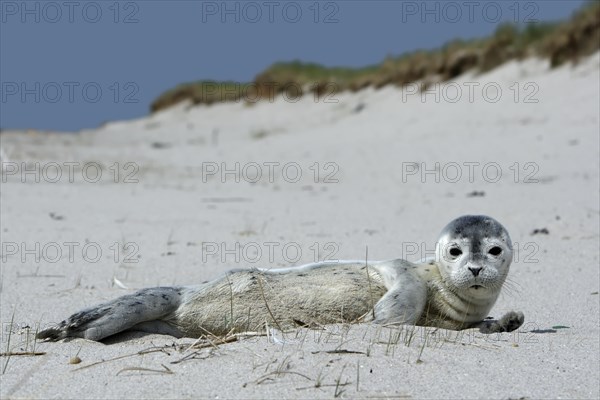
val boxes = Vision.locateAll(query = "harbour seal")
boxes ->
[37,215,524,341]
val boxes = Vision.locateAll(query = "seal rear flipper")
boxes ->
[37,287,184,341]
[37,305,114,341]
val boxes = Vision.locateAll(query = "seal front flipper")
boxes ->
[372,282,427,325]
[476,311,525,334]
[37,287,183,341]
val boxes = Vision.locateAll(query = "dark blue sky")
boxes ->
[0,0,588,131]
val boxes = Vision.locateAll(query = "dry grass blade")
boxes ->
[183,326,221,351]
[170,349,215,364]
[183,324,239,351]
[2,308,15,374]
[190,334,238,350]
[0,351,46,357]
[256,274,285,332]
[334,364,349,398]
[183,330,266,354]
[310,349,366,355]
[73,347,169,371]
[255,370,313,385]
[116,364,173,376]
[356,359,360,392]
[225,273,235,325]
[364,246,376,320]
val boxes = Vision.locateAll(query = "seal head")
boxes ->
[435,215,513,300]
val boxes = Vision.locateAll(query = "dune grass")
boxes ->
[151,2,599,112]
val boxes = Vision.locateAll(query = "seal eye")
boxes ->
[449,247,462,257]
[488,246,502,256]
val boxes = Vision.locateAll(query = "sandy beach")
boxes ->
[1,53,599,399]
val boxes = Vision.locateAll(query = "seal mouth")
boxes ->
[470,284,485,290]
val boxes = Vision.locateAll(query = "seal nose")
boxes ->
[468,266,482,276]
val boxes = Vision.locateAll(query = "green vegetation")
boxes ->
[151,2,599,112]
[150,81,257,112]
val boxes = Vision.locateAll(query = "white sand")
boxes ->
[1,53,598,399]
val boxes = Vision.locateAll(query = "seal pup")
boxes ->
[37,215,524,341]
